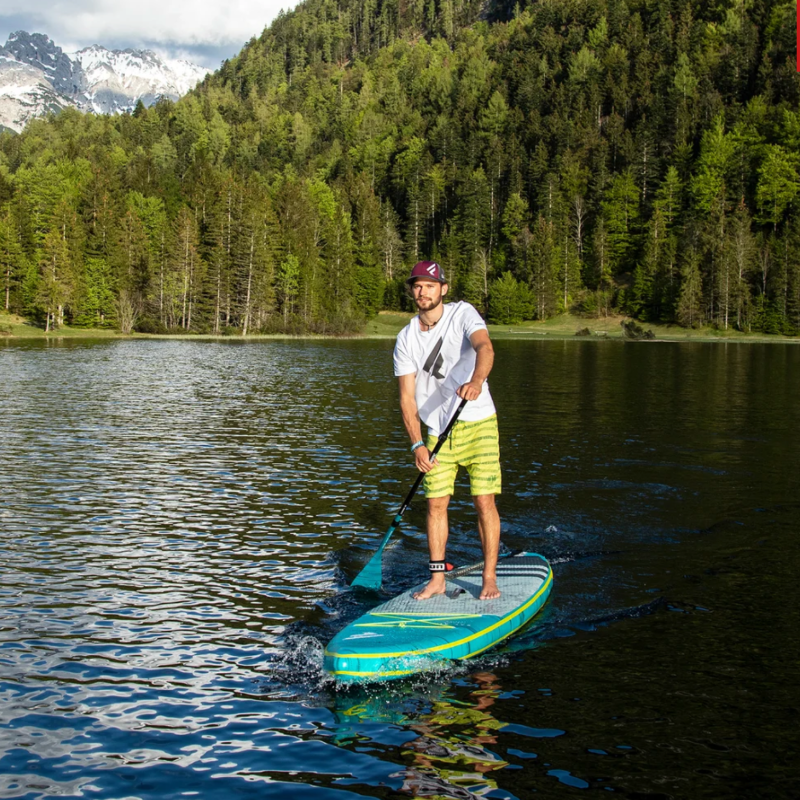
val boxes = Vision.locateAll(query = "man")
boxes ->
[393,261,502,601]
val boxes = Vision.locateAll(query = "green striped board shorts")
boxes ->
[423,414,502,498]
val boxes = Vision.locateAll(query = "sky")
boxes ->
[0,0,296,70]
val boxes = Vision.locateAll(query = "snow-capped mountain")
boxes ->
[70,45,208,114]
[0,32,209,132]
[4,32,87,100]
[0,49,74,133]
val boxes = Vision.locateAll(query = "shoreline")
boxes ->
[2,312,799,345]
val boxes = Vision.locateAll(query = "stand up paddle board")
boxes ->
[324,552,553,683]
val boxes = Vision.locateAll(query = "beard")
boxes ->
[414,292,443,312]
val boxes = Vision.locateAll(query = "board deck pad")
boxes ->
[324,553,552,683]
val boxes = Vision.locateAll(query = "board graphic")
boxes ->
[325,552,553,683]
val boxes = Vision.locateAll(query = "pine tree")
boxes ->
[755,145,799,233]
[530,215,558,320]
[677,250,704,328]
[279,254,301,325]
[0,207,23,312]
[601,170,640,279]
[488,271,534,324]
[169,207,204,330]
[726,199,755,330]
[76,257,117,328]
[36,228,73,331]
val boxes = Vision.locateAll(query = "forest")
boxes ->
[0,0,798,334]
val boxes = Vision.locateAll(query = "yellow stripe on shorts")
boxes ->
[423,414,502,498]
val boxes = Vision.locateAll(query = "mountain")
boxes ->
[0,48,73,134]
[69,45,209,114]
[0,31,208,131]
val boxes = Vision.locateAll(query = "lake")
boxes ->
[1,337,799,799]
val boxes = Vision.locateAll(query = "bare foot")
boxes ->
[413,576,447,600]
[480,576,501,600]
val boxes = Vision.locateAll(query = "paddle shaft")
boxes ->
[394,396,468,520]
[350,397,468,589]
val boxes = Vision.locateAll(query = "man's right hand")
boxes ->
[415,447,437,473]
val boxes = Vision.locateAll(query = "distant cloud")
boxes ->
[0,0,294,69]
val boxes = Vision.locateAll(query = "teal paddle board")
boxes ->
[324,552,553,683]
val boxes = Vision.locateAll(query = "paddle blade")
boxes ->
[350,556,382,590]
[350,523,398,590]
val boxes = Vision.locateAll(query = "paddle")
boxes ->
[351,397,468,591]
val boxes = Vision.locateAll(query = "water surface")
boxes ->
[1,338,798,799]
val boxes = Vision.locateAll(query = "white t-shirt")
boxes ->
[393,301,496,436]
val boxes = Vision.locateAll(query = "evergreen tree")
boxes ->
[279,253,301,325]
[530,215,558,320]
[602,170,640,279]
[488,271,533,324]
[0,207,23,312]
[726,199,756,330]
[36,228,73,331]
[755,145,799,233]
[169,207,204,330]
[677,250,704,329]
[75,257,116,328]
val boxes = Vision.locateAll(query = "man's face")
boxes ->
[410,278,447,311]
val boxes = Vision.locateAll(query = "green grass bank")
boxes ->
[3,310,799,344]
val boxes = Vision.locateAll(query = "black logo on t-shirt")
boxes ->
[423,337,445,379]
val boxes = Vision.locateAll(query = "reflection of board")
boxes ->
[324,552,553,683]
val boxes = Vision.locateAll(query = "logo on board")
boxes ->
[356,612,482,630]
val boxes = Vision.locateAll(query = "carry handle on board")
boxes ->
[350,397,468,591]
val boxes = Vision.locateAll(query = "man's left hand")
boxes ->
[457,379,483,401]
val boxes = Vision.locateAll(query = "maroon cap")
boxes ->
[406,261,447,285]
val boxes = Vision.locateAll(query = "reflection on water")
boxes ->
[396,673,510,800]
[1,338,800,798]
[336,672,512,799]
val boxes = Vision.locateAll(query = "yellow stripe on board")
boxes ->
[325,569,553,661]
[361,612,484,617]
[332,668,418,678]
